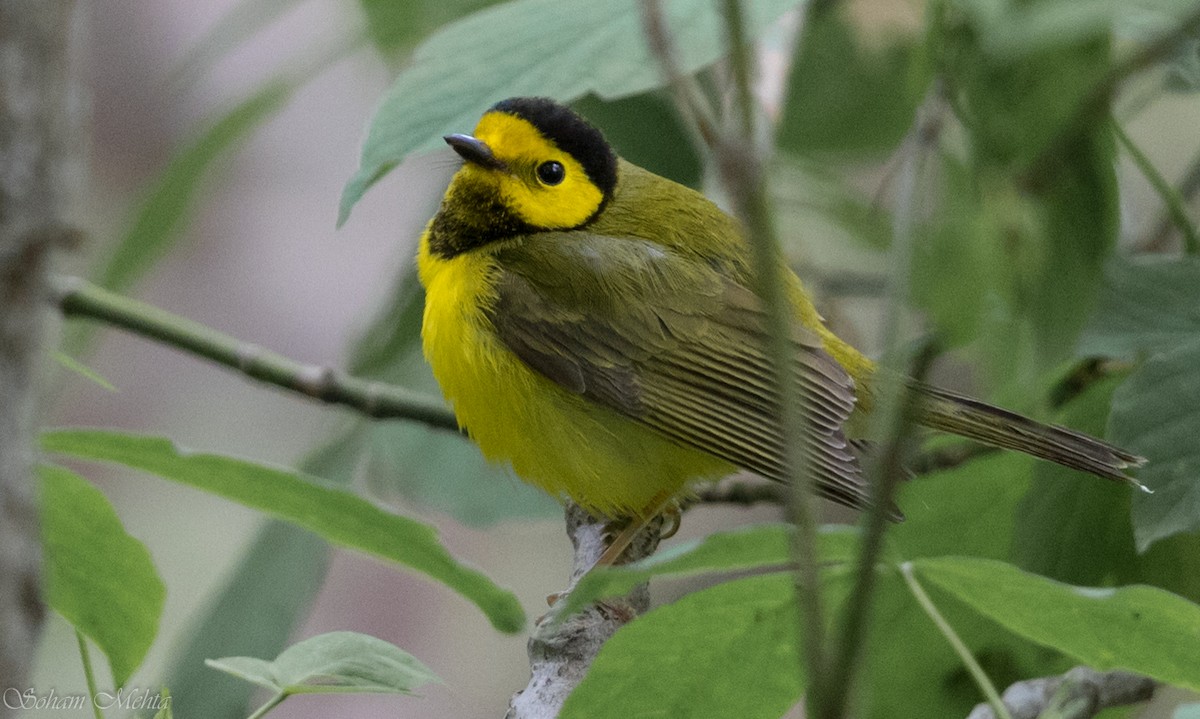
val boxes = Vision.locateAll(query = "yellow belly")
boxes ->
[418,236,732,517]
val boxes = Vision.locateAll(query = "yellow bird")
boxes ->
[417,97,1143,557]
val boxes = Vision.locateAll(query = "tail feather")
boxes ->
[914,383,1149,491]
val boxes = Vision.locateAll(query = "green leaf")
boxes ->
[359,0,502,56]
[1026,130,1119,362]
[571,92,702,187]
[41,428,525,633]
[937,0,1119,363]
[1013,375,1137,584]
[206,631,438,695]
[158,429,359,719]
[913,556,1200,692]
[910,155,1011,348]
[96,83,292,296]
[941,2,1111,168]
[1077,256,1200,359]
[339,0,802,224]
[865,456,1058,717]
[1109,337,1200,551]
[166,522,330,719]
[39,464,166,687]
[557,524,860,618]
[560,574,803,719]
[892,452,1033,561]
[778,8,926,157]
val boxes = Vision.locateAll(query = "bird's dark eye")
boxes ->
[536,161,565,186]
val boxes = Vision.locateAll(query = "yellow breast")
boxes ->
[417,230,732,517]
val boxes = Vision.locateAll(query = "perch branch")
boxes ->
[49,275,459,432]
[506,504,666,719]
[965,667,1155,719]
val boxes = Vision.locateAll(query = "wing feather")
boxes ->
[489,235,881,513]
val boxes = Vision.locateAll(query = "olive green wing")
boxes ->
[490,233,878,513]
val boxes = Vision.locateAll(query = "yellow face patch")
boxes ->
[471,112,605,230]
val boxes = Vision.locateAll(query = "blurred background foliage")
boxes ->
[34,0,1200,716]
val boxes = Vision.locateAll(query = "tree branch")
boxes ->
[966,668,1155,719]
[50,275,460,432]
[506,504,665,719]
[0,0,77,707]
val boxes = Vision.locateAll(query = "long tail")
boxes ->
[914,383,1149,490]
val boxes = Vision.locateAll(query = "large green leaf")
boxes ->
[1025,130,1119,361]
[892,452,1033,561]
[560,574,803,719]
[1110,337,1200,551]
[914,556,1200,692]
[778,7,926,157]
[910,155,1012,349]
[571,92,702,187]
[207,631,437,696]
[158,429,361,719]
[339,0,801,224]
[938,0,1118,364]
[40,429,524,633]
[359,0,502,56]
[1013,376,1137,585]
[39,464,166,688]
[1077,256,1200,359]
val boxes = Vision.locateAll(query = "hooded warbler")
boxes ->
[417,96,1144,535]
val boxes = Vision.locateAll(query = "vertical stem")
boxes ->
[0,0,78,709]
[718,0,827,707]
[76,631,106,719]
[821,87,944,719]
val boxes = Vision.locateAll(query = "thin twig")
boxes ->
[49,275,460,432]
[716,0,829,708]
[1113,118,1200,255]
[640,0,721,151]
[901,563,1014,719]
[687,479,787,508]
